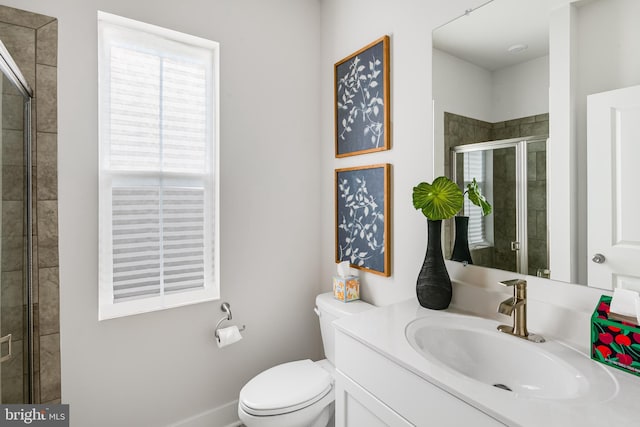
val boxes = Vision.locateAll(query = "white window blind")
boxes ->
[463,151,489,247]
[98,12,220,320]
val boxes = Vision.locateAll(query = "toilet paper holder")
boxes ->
[215,302,246,339]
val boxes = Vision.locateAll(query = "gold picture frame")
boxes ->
[335,163,390,276]
[334,36,391,158]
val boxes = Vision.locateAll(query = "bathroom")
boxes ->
[0,0,639,425]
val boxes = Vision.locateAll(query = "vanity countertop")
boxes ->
[333,298,640,427]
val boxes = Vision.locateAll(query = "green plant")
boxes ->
[412,176,463,220]
[464,178,492,216]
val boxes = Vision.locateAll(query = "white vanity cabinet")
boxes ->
[334,329,505,427]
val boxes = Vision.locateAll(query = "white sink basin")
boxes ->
[405,314,617,401]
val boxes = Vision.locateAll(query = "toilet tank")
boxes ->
[315,292,374,364]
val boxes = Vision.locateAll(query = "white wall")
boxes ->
[432,48,548,176]
[491,54,549,122]
[574,0,640,284]
[432,48,492,176]
[0,0,322,426]
[433,48,494,123]
[320,0,489,307]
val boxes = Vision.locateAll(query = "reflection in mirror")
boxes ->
[433,0,640,289]
[433,0,549,277]
[450,136,548,277]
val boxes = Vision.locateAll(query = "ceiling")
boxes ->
[433,0,550,71]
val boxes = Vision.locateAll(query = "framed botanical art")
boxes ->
[334,35,390,158]
[335,164,390,276]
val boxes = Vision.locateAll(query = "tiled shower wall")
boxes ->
[0,5,59,403]
[443,112,548,274]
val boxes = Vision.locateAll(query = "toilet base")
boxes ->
[238,395,334,427]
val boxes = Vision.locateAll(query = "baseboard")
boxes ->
[169,400,240,427]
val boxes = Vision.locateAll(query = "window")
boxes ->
[98,12,220,320]
[462,150,493,248]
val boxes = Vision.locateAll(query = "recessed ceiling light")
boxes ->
[507,44,528,54]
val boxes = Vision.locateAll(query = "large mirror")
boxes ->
[433,0,640,289]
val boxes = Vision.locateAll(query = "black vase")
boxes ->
[416,219,452,310]
[450,216,473,265]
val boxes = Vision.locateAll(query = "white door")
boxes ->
[587,85,640,291]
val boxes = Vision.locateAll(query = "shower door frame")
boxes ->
[451,135,548,276]
[0,40,35,403]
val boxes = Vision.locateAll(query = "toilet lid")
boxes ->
[239,359,332,416]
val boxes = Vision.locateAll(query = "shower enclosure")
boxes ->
[449,136,548,277]
[0,40,34,402]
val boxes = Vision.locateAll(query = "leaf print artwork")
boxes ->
[335,36,390,157]
[335,164,390,276]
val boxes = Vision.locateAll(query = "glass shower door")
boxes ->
[0,41,34,403]
[452,143,519,273]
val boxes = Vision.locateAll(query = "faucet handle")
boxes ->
[499,279,527,287]
[499,279,527,300]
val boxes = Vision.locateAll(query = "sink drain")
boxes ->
[493,383,512,392]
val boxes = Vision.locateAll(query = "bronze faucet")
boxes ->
[497,279,545,343]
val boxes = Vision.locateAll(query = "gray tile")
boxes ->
[40,333,60,402]
[37,201,58,268]
[528,238,548,271]
[527,152,537,181]
[527,140,546,153]
[2,165,25,201]
[447,134,462,148]
[461,122,475,143]
[0,5,56,29]
[2,200,24,272]
[2,93,25,131]
[474,125,490,142]
[448,119,460,137]
[535,113,549,122]
[2,129,24,166]
[36,65,57,133]
[527,208,537,238]
[536,151,546,180]
[33,368,40,403]
[528,181,547,211]
[520,121,549,137]
[0,23,36,89]
[506,116,535,127]
[38,267,59,335]
[536,210,547,241]
[36,20,57,66]
[1,338,24,403]
[1,270,24,340]
[2,75,21,97]
[36,162,57,201]
[36,132,57,201]
[491,125,519,140]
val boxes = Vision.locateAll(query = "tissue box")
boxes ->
[591,295,640,376]
[332,276,360,302]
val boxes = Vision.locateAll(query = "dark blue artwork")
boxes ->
[335,36,389,157]
[336,165,389,276]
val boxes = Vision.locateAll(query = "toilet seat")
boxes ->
[239,359,333,416]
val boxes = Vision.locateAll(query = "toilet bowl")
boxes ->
[237,292,374,427]
[238,359,335,427]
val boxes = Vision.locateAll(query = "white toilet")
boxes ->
[238,292,374,427]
